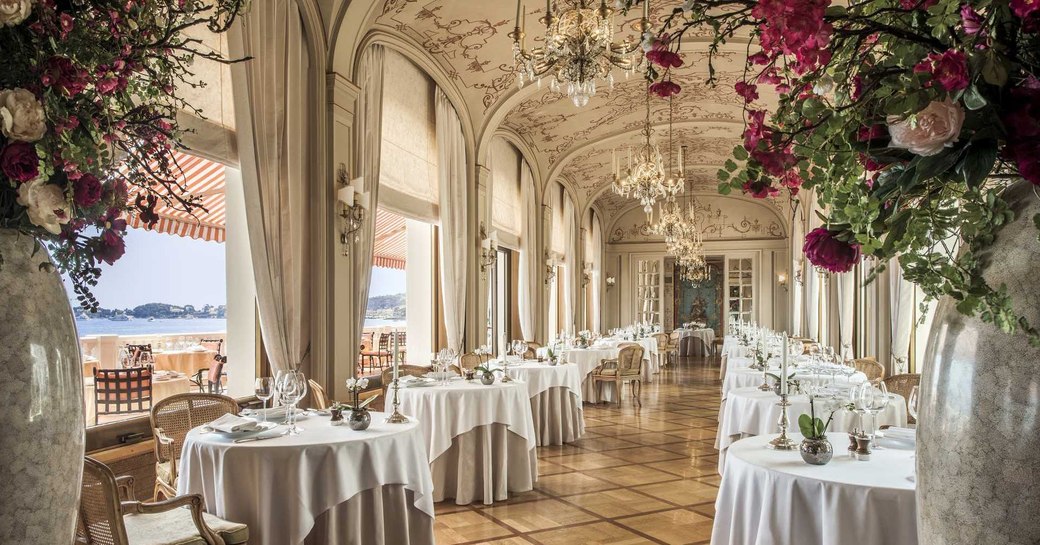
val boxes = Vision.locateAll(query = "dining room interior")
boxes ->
[1,0,1037,544]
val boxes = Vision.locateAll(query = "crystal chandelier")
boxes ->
[666,141,709,283]
[509,0,647,107]
[612,89,681,215]
[652,101,686,239]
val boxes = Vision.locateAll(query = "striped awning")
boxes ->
[125,152,227,243]
[374,208,406,270]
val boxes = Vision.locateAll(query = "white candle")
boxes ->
[781,334,789,395]
[393,332,399,381]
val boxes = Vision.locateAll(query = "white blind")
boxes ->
[380,49,438,215]
[491,137,521,238]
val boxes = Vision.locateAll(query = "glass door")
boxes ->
[727,257,754,325]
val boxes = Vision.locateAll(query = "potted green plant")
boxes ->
[473,364,502,385]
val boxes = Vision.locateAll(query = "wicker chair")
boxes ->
[308,379,333,410]
[523,340,541,360]
[77,456,247,545]
[883,373,921,424]
[150,393,239,501]
[591,344,645,406]
[458,353,483,371]
[380,364,432,399]
[854,358,886,384]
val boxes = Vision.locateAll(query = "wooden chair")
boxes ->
[854,357,886,384]
[94,366,154,425]
[394,331,408,362]
[76,456,248,545]
[124,344,154,367]
[667,330,683,364]
[883,373,921,424]
[361,333,392,372]
[591,344,645,406]
[653,332,672,367]
[149,393,239,501]
[308,378,333,410]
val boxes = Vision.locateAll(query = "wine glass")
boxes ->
[908,385,920,423]
[254,377,274,424]
[278,370,308,435]
[861,382,890,449]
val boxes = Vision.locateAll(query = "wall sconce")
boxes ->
[581,262,593,287]
[479,222,498,279]
[605,275,616,289]
[794,264,804,287]
[337,164,369,257]
[544,250,556,285]
[777,272,789,291]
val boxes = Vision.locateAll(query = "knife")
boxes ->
[234,430,289,443]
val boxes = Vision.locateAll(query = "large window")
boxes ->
[70,154,256,427]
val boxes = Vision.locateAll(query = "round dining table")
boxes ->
[493,360,585,445]
[721,367,867,399]
[177,412,435,545]
[397,378,538,505]
[676,328,716,356]
[712,433,917,545]
[559,346,617,403]
[715,387,908,473]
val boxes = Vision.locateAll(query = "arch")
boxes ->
[604,194,789,240]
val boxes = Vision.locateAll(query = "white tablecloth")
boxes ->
[592,336,660,381]
[178,413,435,545]
[561,347,618,403]
[676,328,715,356]
[398,380,538,504]
[715,388,908,473]
[712,433,917,545]
[721,368,867,399]
[492,361,585,445]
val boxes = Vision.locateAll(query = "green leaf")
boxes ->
[962,85,988,110]
[724,159,738,172]
[717,168,730,181]
[732,146,749,160]
[798,414,815,438]
[981,52,1008,86]
[959,141,998,188]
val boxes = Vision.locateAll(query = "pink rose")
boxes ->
[742,179,781,198]
[0,141,39,182]
[804,227,861,273]
[1010,0,1038,19]
[913,50,970,91]
[40,56,88,97]
[887,99,965,156]
[649,80,681,98]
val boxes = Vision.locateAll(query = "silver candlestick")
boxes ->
[385,377,408,423]
[767,393,798,450]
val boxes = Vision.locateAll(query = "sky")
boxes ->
[61,228,406,310]
[62,228,227,310]
[369,266,406,297]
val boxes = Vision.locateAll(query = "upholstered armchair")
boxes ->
[523,340,541,360]
[883,373,921,424]
[77,456,248,545]
[655,332,674,366]
[591,344,645,405]
[854,358,886,384]
[150,393,239,501]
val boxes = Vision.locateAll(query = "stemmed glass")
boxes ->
[277,370,308,435]
[254,377,274,424]
[860,382,891,448]
[908,385,919,423]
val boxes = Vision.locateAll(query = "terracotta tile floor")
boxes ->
[433,356,723,545]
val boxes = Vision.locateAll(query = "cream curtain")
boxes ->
[518,161,539,341]
[889,257,914,368]
[436,89,468,352]
[228,0,310,373]
[589,212,603,332]
[562,193,576,334]
[351,45,386,370]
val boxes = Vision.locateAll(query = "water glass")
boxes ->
[254,377,274,424]
[908,385,919,422]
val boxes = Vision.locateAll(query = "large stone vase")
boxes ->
[918,181,1040,544]
[0,230,85,543]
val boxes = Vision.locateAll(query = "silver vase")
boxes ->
[799,437,833,465]
[0,230,85,543]
[918,182,1040,545]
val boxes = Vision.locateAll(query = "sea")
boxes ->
[74,317,406,337]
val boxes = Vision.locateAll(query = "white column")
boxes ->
[223,167,258,397]
[406,220,434,363]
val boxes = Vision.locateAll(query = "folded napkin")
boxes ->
[208,413,261,433]
[247,406,289,419]
[884,427,916,441]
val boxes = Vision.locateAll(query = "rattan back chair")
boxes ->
[77,456,246,545]
[458,353,483,371]
[522,340,541,359]
[380,364,431,395]
[94,366,154,425]
[308,379,333,409]
[854,358,886,384]
[883,373,921,424]
[149,393,239,501]
[592,344,645,406]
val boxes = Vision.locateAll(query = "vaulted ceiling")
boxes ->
[366,0,779,229]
